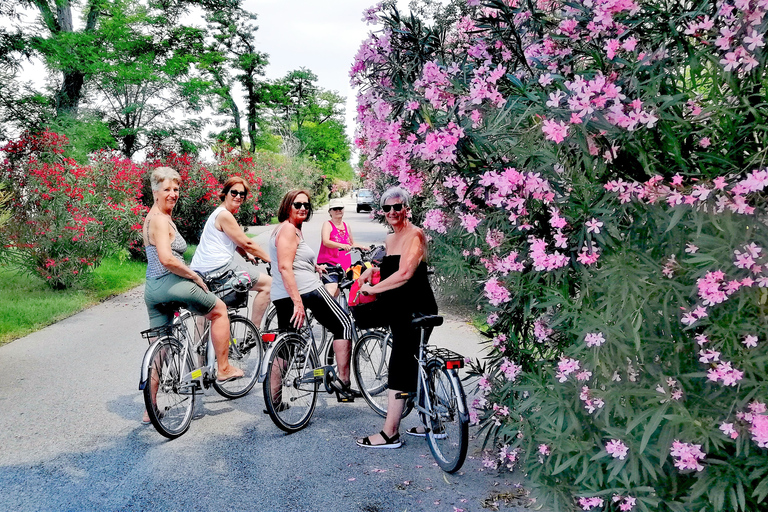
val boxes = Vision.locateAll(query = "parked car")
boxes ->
[356,189,374,212]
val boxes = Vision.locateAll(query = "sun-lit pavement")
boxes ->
[0,197,534,511]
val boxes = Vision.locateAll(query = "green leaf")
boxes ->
[664,207,686,233]
[640,404,669,454]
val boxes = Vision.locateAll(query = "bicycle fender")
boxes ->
[139,337,166,390]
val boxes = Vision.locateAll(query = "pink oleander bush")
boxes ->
[353,0,766,510]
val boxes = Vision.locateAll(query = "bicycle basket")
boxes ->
[206,270,251,308]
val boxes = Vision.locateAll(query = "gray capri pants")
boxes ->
[144,273,218,328]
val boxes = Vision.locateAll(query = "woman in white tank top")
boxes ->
[190,177,272,328]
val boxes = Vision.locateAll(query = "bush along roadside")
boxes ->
[353,1,767,511]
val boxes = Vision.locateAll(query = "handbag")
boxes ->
[348,271,380,307]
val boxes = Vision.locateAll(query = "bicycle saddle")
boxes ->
[411,314,443,328]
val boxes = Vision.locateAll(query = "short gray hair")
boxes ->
[379,186,411,208]
[150,166,181,192]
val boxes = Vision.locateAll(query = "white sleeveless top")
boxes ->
[190,206,237,273]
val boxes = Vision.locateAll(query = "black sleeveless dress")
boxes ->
[378,255,438,392]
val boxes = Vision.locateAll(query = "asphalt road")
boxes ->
[0,197,532,512]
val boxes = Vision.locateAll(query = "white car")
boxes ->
[356,189,374,212]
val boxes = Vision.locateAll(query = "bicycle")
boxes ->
[365,314,470,473]
[138,269,262,439]
[261,245,387,388]
[259,275,391,433]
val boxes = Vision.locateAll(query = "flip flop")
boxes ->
[216,373,243,384]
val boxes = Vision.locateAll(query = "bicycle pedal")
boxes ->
[336,394,354,403]
[395,392,413,400]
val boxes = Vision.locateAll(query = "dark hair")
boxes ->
[277,189,313,222]
[219,176,251,201]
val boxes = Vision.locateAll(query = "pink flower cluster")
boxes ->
[484,277,511,306]
[423,209,449,234]
[685,0,767,76]
[605,439,629,460]
[735,401,768,448]
[612,495,636,511]
[580,386,605,413]
[669,440,706,472]
[578,497,604,510]
[556,357,581,382]
[605,169,768,213]
[534,317,553,342]
[585,332,606,347]
[500,357,523,382]
[707,361,744,386]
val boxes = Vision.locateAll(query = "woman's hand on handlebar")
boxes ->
[357,266,378,285]
[315,263,327,274]
[290,300,306,329]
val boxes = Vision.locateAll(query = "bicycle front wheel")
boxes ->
[353,330,412,418]
[213,316,262,399]
[142,338,195,439]
[263,334,319,433]
[423,360,469,473]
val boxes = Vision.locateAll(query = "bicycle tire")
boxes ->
[212,316,262,399]
[353,330,412,418]
[263,334,319,433]
[423,360,469,473]
[142,337,195,439]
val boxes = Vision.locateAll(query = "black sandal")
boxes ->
[330,379,355,403]
[356,430,402,449]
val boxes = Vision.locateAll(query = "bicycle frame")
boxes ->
[139,310,216,393]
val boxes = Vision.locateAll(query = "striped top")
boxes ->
[145,218,187,279]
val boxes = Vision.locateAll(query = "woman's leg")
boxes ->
[205,299,243,380]
[358,389,405,445]
[324,282,339,298]
[250,273,272,328]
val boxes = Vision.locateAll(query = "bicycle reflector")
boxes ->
[261,333,277,343]
[445,359,464,370]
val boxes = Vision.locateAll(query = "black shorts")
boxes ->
[272,286,353,340]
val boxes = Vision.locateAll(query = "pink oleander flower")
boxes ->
[685,243,699,254]
[613,495,636,511]
[720,422,739,439]
[533,317,553,342]
[707,361,744,386]
[538,444,550,456]
[699,137,711,148]
[743,334,758,348]
[487,312,499,326]
[585,218,603,233]
[585,332,605,347]
[578,497,604,510]
[556,357,581,382]
[542,118,569,143]
[500,358,523,382]
[484,277,511,306]
[459,212,482,233]
[605,439,629,460]
[423,209,449,234]
[670,440,706,472]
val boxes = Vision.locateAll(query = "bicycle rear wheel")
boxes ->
[353,331,412,418]
[263,334,319,433]
[142,338,195,439]
[423,360,469,473]
[213,316,262,399]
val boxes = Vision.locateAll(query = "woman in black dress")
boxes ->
[356,186,437,449]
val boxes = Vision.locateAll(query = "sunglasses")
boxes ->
[382,203,405,213]
[293,202,311,210]
[330,207,344,212]
[229,190,247,198]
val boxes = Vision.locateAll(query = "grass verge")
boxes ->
[0,254,146,345]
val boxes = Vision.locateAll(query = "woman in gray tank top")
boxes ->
[269,190,354,402]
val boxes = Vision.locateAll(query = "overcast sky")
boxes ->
[6,0,412,159]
